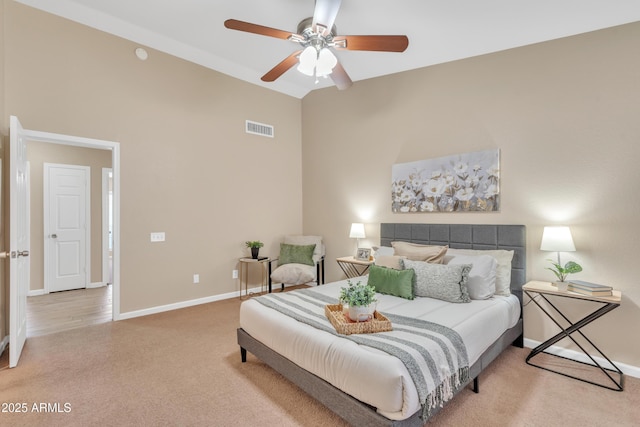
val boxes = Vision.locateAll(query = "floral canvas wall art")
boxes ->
[392,149,500,213]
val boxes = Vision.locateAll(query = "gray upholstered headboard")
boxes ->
[380,223,526,297]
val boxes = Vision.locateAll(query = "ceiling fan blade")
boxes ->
[261,50,302,82]
[224,19,294,40]
[330,62,353,90]
[312,0,342,35]
[333,35,409,52]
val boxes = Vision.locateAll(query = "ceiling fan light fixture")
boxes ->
[297,45,317,76]
[315,48,337,77]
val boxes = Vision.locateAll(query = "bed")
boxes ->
[237,223,526,426]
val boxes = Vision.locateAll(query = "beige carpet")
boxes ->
[1,294,638,426]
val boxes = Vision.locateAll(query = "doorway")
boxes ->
[26,140,119,336]
[26,156,110,337]
[9,117,120,367]
[20,128,120,311]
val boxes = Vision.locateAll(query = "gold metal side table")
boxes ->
[239,257,270,299]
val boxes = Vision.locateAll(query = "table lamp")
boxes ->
[540,225,575,266]
[349,223,365,256]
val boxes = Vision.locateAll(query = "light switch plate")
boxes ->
[150,232,165,242]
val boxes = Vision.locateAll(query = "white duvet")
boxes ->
[240,277,520,421]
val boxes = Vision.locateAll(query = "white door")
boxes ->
[9,116,30,368]
[45,164,90,293]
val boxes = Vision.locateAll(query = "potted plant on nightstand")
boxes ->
[547,259,582,291]
[245,241,264,259]
[339,280,377,322]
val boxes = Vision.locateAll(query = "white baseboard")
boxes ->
[0,335,9,358]
[524,338,640,379]
[118,284,307,320]
[29,282,107,297]
[87,282,107,289]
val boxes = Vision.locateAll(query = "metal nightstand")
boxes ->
[523,280,623,391]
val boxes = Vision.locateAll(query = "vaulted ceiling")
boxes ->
[15,0,640,98]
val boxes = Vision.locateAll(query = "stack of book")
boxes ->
[567,280,613,297]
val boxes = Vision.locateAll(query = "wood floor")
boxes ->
[27,285,112,337]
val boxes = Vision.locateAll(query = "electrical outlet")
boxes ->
[193,274,199,284]
[150,232,165,242]
[232,270,238,279]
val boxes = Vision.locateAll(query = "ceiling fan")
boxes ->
[224,0,409,90]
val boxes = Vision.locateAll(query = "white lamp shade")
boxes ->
[349,223,366,239]
[540,226,576,252]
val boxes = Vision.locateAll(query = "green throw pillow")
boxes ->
[367,264,414,300]
[278,243,316,266]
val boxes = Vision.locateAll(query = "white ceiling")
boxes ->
[15,0,640,98]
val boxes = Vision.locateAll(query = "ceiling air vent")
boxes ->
[246,120,274,138]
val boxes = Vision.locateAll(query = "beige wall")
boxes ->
[2,1,303,313]
[27,142,112,291]
[302,23,640,366]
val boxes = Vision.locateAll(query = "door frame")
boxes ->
[43,163,91,293]
[101,167,112,286]
[21,129,122,320]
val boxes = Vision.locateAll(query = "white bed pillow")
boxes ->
[446,248,514,296]
[373,246,395,257]
[446,254,497,300]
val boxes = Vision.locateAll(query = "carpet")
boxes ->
[0,295,638,426]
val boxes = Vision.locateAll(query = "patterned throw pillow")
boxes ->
[278,243,316,266]
[402,259,472,303]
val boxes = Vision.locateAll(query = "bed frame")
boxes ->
[238,223,526,426]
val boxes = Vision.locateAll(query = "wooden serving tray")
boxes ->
[324,304,392,335]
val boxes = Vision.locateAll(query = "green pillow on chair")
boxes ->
[278,243,316,266]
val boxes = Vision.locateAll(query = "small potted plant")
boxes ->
[546,259,582,291]
[339,280,377,322]
[245,241,264,259]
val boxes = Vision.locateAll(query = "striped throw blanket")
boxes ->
[254,289,469,419]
